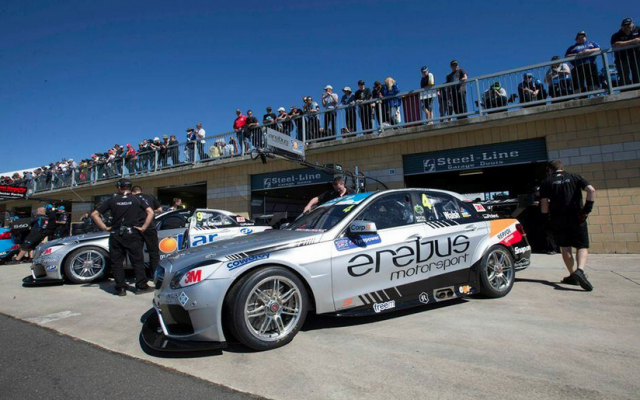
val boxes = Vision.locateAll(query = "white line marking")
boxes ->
[26,311,81,325]
[394,286,402,297]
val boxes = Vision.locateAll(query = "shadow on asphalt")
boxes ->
[515,277,584,292]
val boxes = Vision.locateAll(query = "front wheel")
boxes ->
[63,246,109,284]
[479,245,515,298]
[226,267,309,351]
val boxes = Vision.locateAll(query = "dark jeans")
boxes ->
[451,88,467,118]
[109,231,147,289]
[359,104,373,132]
[615,55,640,87]
[197,141,208,161]
[345,106,357,133]
[571,62,599,93]
[142,228,160,274]
[324,110,336,138]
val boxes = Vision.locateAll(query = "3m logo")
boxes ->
[184,269,202,285]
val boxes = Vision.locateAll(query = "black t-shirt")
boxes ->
[136,193,160,211]
[97,193,150,229]
[540,171,590,216]
[31,215,49,234]
[45,211,57,233]
[446,68,467,92]
[246,116,259,127]
[611,27,640,60]
[263,113,277,126]
[317,189,355,205]
[354,88,372,102]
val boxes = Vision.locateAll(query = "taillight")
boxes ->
[0,231,11,240]
[516,224,526,236]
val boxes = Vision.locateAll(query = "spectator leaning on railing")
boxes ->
[446,60,468,119]
[518,73,547,105]
[382,77,401,126]
[545,56,573,98]
[245,110,260,152]
[482,81,508,112]
[195,123,208,160]
[565,31,601,94]
[321,85,338,138]
[340,86,356,133]
[263,107,277,131]
[354,80,373,132]
[611,17,640,87]
[371,80,383,126]
[289,105,303,138]
[276,107,292,136]
[420,66,436,124]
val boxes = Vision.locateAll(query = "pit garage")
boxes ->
[403,138,551,252]
[250,168,335,222]
[157,182,207,209]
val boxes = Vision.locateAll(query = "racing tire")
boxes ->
[63,246,110,284]
[226,267,309,351]
[479,245,515,298]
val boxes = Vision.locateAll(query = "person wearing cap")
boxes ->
[303,96,320,138]
[185,128,197,162]
[420,66,436,123]
[263,107,277,130]
[276,107,292,136]
[7,207,49,264]
[340,86,357,133]
[91,178,155,296]
[445,60,468,119]
[565,31,601,94]
[233,109,247,145]
[195,123,208,161]
[168,134,180,165]
[518,73,547,105]
[53,205,69,239]
[611,18,640,87]
[354,80,372,132]
[545,56,573,98]
[159,135,169,167]
[243,110,260,152]
[321,85,339,138]
[124,143,137,175]
[482,81,508,112]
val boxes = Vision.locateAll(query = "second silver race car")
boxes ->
[144,189,531,352]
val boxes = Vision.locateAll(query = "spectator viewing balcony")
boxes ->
[13,43,640,196]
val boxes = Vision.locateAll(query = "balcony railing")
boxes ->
[21,43,640,195]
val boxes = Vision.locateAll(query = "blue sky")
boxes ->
[0,0,633,172]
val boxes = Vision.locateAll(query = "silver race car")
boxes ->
[26,209,270,285]
[143,189,531,352]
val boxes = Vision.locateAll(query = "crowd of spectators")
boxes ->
[3,19,639,193]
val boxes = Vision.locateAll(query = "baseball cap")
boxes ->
[491,82,501,89]
[357,80,365,85]
[343,86,352,92]
[576,30,587,39]
[116,178,132,188]
[153,137,159,141]
[450,60,458,65]
[621,18,633,26]
[421,66,429,72]
[278,107,285,112]
[524,72,533,78]
[324,85,333,90]
[58,206,65,211]
[162,135,168,139]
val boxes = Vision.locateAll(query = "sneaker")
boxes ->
[115,288,127,297]
[135,285,154,295]
[561,276,580,285]
[571,269,594,291]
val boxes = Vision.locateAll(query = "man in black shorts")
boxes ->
[303,177,354,212]
[10,207,49,263]
[91,178,155,296]
[540,160,596,291]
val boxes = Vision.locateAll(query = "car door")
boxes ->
[331,192,422,312]
[413,191,488,290]
[154,209,193,260]
[187,209,241,247]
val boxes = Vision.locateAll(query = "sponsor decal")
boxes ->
[416,216,426,223]
[347,235,470,281]
[414,205,424,214]
[461,209,471,218]
[196,212,204,221]
[159,237,179,254]
[179,292,189,307]
[159,292,181,304]
[497,228,512,240]
[334,234,381,251]
[236,216,246,223]
[373,300,396,313]
[183,269,203,285]
[459,285,472,295]
[341,298,354,308]
[421,194,433,210]
[482,213,500,219]
[191,233,219,247]
[473,204,486,212]
[418,292,429,304]
[349,223,375,233]
[226,253,270,271]
[240,228,253,235]
[443,211,460,219]
[343,205,355,213]
[514,245,531,255]
[46,265,58,272]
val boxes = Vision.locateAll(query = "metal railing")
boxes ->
[22,43,640,195]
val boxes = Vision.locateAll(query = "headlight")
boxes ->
[41,246,64,256]
[169,262,220,289]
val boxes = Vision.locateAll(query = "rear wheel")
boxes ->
[479,245,515,298]
[226,267,308,351]
[63,246,109,284]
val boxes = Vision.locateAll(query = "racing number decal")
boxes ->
[196,212,204,222]
[421,194,432,210]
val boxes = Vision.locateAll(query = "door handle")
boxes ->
[464,225,478,232]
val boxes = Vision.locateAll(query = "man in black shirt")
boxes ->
[44,204,57,241]
[132,185,163,276]
[9,207,48,263]
[244,110,260,153]
[303,177,353,212]
[354,80,373,132]
[445,60,468,119]
[611,18,640,87]
[540,160,596,291]
[263,107,277,130]
[91,178,154,296]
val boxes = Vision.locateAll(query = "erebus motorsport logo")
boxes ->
[373,300,396,313]
[346,235,470,281]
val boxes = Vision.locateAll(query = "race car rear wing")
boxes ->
[475,194,536,219]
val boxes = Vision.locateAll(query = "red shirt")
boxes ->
[233,115,247,130]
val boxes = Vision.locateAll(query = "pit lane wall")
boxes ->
[2,91,640,254]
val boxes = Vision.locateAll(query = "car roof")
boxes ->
[320,188,465,207]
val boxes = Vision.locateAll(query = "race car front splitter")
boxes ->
[141,312,227,353]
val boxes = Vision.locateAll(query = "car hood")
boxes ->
[166,229,324,272]
[43,231,109,248]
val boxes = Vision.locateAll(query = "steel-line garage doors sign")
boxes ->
[403,138,548,175]
[252,168,334,190]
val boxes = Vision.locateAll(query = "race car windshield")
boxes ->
[289,204,357,232]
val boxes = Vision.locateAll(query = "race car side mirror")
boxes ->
[279,222,291,230]
[348,221,377,235]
